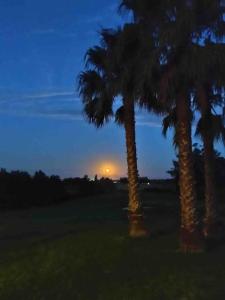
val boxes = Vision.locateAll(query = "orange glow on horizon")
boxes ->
[90,160,125,179]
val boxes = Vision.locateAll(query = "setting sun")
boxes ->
[90,160,125,179]
[100,163,116,177]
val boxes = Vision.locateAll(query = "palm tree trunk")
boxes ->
[123,99,149,237]
[176,94,204,252]
[202,132,218,238]
[198,86,218,238]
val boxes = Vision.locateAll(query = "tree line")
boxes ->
[78,0,225,252]
[0,169,115,210]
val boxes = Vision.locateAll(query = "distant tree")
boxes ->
[83,175,90,181]
[119,177,128,184]
[138,177,150,184]
[50,175,61,182]
[34,170,48,180]
[167,144,225,191]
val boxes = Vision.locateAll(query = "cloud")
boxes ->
[135,113,163,128]
[0,109,83,122]
[0,89,83,121]
[136,121,161,128]
[0,90,78,104]
[23,91,76,99]
[0,89,164,127]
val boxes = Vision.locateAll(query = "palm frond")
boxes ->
[162,107,177,137]
[211,114,225,145]
[196,114,225,145]
[115,105,125,125]
[84,95,113,128]
[100,28,119,49]
[85,47,107,71]
[78,71,105,103]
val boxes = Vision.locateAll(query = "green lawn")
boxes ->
[0,191,225,300]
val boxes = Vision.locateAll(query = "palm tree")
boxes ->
[182,41,225,239]
[78,26,155,237]
[120,0,224,252]
[193,43,225,238]
[162,91,203,252]
[125,2,203,252]
[162,43,225,243]
[196,86,225,239]
[120,0,203,252]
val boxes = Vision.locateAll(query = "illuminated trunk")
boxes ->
[123,98,149,237]
[198,86,218,238]
[176,94,204,252]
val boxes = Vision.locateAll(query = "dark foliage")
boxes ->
[63,176,115,198]
[0,170,115,211]
[118,177,151,184]
[167,144,225,188]
[0,169,67,210]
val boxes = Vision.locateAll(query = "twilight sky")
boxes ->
[0,0,224,179]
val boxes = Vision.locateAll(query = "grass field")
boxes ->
[0,191,225,300]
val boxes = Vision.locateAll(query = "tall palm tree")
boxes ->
[161,90,203,252]
[78,26,155,237]
[196,86,225,238]
[120,0,224,252]
[183,41,225,239]
[194,43,225,238]
[162,43,225,243]
[120,0,202,252]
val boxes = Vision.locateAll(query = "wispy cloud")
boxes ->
[0,90,77,103]
[136,121,161,128]
[0,89,83,121]
[0,89,164,127]
[23,91,76,99]
[136,113,162,128]
[0,109,83,121]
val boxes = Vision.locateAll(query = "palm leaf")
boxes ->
[78,71,105,103]
[196,114,225,145]
[115,105,125,125]
[162,107,177,137]
[85,47,108,71]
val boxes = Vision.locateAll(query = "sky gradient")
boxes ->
[0,0,224,179]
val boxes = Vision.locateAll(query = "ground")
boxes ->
[0,191,225,300]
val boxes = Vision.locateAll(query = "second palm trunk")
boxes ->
[176,94,204,252]
[198,85,218,238]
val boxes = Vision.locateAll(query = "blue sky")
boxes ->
[0,0,224,178]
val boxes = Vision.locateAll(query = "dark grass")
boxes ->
[0,190,225,300]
